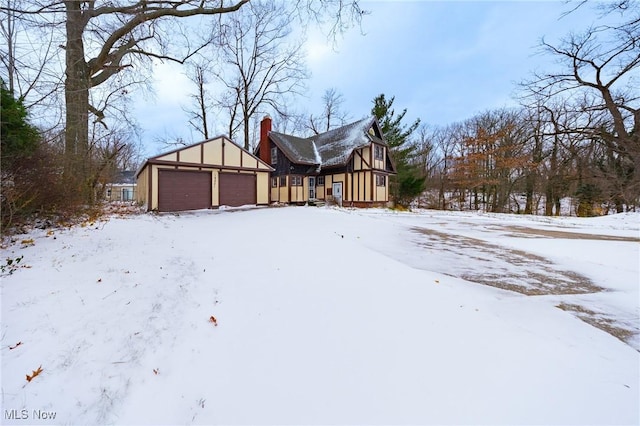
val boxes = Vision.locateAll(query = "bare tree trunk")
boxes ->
[525,131,543,215]
[524,175,535,214]
[545,132,560,216]
[196,66,210,140]
[242,107,250,150]
[438,171,446,210]
[64,1,90,200]
[1,2,16,94]
[184,63,211,140]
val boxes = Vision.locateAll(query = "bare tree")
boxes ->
[1,0,18,94]
[414,124,442,182]
[272,106,307,135]
[94,127,143,191]
[213,0,309,150]
[523,1,640,211]
[1,0,251,201]
[1,0,64,128]
[1,0,364,202]
[183,59,213,140]
[307,88,350,134]
[433,123,458,210]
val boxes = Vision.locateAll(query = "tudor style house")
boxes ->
[257,116,396,207]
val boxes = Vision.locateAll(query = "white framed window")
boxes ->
[271,177,278,187]
[376,174,386,186]
[291,176,302,186]
[317,176,325,186]
[271,147,278,165]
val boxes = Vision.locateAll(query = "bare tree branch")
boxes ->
[213,0,309,149]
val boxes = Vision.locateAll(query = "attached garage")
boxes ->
[219,173,256,207]
[136,136,273,212]
[158,170,212,212]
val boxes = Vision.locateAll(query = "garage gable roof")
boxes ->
[137,135,274,177]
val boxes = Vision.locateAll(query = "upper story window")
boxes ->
[271,147,278,165]
[374,145,384,160]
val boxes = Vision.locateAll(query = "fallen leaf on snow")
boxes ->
[20,239,35,247]
[26,365,43,382]
[9,341,23,350]
[209,316,218,326]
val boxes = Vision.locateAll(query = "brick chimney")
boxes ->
[259,115,272,165]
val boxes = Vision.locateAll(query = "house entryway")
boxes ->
[332,182,343,206]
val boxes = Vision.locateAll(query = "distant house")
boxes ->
[256,116,396,207]
[136,136,273,212]
[105,171,137,202]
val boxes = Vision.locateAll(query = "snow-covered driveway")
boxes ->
[344,208,640,350]
[1,206,638,425]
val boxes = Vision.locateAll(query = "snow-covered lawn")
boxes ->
[1,206,638,425]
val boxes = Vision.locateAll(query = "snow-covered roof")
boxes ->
[269,132,318,165]
[270,117,386,169]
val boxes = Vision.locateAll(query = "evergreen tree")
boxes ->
[371,94,424,207]
[1,81,40,170]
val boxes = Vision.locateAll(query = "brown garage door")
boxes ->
[158,169,212,212]
[219,173,256,207]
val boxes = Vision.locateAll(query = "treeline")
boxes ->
[410,106,637,216]
[400,2,639,216]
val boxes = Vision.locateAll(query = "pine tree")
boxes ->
[371,94,424,207]
[1,81,40,170]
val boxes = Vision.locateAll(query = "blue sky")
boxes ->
[134,1,603,155]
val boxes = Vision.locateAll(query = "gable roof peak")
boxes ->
[311,116,373,141]
[268,114,385,169]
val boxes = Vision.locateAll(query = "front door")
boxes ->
[332,182,343,206]
[309,176,315,200]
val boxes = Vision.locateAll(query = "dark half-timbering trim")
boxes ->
[147,165,153,210]
[145,159,268,172]
[355,149,370,169]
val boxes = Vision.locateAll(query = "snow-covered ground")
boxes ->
[1,206,638,425]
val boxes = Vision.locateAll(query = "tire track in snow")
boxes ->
[411,227,602,295]
[409,227,638,351]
